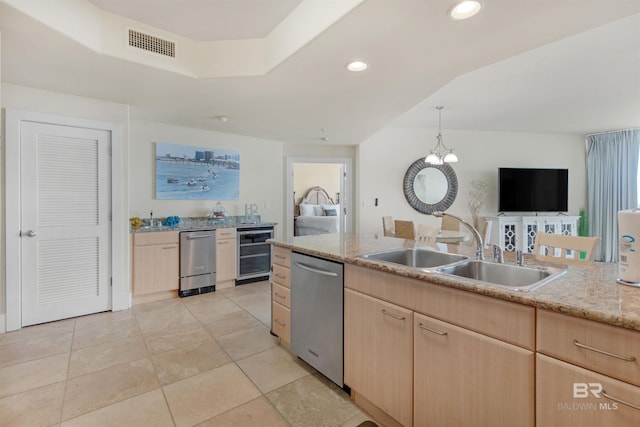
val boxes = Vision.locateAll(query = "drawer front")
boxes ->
[272,246,291,268]
[133,231,179,246]
[272,264,291,288]
[537,354,640,426]
[345,264,535,350]
[272,302,290,343]
[272,283,291,308]
[216,227,236,240]
[537,310,640,387]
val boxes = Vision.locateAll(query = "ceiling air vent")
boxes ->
[128,29,175,58]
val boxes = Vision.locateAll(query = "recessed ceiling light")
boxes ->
[347,61,368,72]
[212,115,229,122]
[449,1,482,20]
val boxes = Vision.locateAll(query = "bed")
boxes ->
[295,186,340,236]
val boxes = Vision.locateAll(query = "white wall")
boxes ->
[129,120,284,237]
[293,163,342,204]
[358,126,587,236]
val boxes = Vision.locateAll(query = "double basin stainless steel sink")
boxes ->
[359,247,566,291]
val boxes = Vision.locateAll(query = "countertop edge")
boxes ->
[269,239,640,332]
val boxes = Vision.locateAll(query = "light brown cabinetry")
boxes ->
[414,312,534,426]
[132,231,179,303]
[215,228,237,288]
[536,309,640,426]
[344,264,535,427]
[344,289,413,427]
[271,246,291,345]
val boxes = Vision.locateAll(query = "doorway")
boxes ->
[5,110,126,331]
[286,157,352,239]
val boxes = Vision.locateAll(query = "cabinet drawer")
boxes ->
[272,283,291,308]
[272,302,290,343]
[133,231,179,246]
[537,310,640,387]
[345,264,535,349]
[216,227,236,240]
[272,264,291,288]
[272,246,291,268]
[537,354,640,426]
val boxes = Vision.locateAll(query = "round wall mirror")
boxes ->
[403,158,458,214]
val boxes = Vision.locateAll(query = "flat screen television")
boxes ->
[498,168,568,212]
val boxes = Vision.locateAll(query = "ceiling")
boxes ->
[1,0,639,145]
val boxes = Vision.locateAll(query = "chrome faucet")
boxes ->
[492,245,504,263]
[433,211,485,260]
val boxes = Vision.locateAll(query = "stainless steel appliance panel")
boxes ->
[291,252,344,387]
[237,227,273,283]
[180,230,216,295]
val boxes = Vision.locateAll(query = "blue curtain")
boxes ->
[586,129,640,262]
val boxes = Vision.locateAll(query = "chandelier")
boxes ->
[425,106,458,165]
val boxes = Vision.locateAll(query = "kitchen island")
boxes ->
[269,233,640,427]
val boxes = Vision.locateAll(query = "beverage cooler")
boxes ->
[236,226,273,284]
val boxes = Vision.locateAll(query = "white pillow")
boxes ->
[300,204,319,216]
[314,205,324,216]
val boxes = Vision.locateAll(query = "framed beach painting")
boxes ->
[155,142,240,200]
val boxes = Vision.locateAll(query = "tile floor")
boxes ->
[0,281,374,427]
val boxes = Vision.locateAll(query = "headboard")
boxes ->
[299,186,335,206]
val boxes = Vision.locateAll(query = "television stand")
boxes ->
[485,214,580,253]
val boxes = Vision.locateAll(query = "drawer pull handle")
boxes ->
[573,340,636,362]
[274,292,286,300]
[602,390,640,411]
[274,319,286,327]
[418,323,448,336]
[381,309,405,321]
[162,246,175,250]
[275,254,286,259]
[218,241,229,245]
[275,274,287,279]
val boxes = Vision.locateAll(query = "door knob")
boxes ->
[22,230,37,237]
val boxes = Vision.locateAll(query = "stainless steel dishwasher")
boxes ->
[291,252,344,387]
[179,230,216,297]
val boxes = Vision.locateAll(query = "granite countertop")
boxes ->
[130,219,277,233]
[269,233,640,332]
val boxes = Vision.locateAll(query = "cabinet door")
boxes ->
[537,354,640,427]
[414,312,534,427]
[216,238,237,282]
[156,243,179,291]
[133,245,157,295]
[344,289,413,427]
[133,243,179,295]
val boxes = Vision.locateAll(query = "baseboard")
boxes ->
[0,313,6,334]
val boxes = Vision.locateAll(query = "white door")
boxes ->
[20,121,112,326]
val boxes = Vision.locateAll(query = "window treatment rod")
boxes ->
[585,128,640,137]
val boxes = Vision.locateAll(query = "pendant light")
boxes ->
[425,106,458,165]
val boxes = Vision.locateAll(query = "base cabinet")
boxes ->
[215,228,237,287]
[132,231,179,298]
[344,264,535,427]
[345,289,413,427]
[536,354,640,426]
[414,312,534,427]
[270,246,291,346]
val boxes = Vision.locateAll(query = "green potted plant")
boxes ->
[578,208,589,259]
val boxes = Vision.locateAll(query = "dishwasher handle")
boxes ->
[186,234,214,240]
[294,262,339,277]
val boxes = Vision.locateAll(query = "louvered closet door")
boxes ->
[20,121,111,326]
